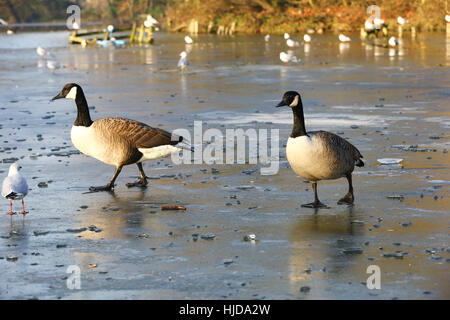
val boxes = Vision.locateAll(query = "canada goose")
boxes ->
[178,51,189,70]
[280,51,298,65]
[276,91,364,208]
[184,35,193,44]
[2,163,28,217]
[51,83,186,192]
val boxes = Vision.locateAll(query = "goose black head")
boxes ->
[276,91,302,108]
[51,83,82,101]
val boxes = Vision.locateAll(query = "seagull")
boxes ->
[36,46,47,59]
[286,38,299,47]
[397,16,406,25]
[46,60,61,73]
[264,34,270,42]
[2,163,28,218]
[280,51,298,65]
[178,51,189,70]
[51,83,188,192]
[184,35,193,44]
[144,15,159,28]
[303,34,312,43]
[111,38,126,47]
[284,33,290,40]
[364,20,375,32]
[338,34,351,42]
[373,18,385,29]
[445,15,450,23]
[388,36,399,47]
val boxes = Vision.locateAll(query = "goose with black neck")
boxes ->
[276,91,364,208]
[51,83,186,192]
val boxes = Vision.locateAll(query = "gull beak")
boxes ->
[51,92,64,101]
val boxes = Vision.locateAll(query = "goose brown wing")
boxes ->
[312,131,363,161]
[94,117,182,148]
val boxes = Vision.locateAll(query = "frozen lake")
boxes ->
[0,30,449,299]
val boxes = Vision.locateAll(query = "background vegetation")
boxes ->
[0,0,448,33]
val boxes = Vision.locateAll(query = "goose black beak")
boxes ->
[51,92,64,101]
[276,101,286,107]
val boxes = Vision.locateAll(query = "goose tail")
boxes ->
[355,158,364,167]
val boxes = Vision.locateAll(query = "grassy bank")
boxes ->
[1,0,448,34]
[164,0,449,34]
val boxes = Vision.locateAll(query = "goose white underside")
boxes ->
[286,135,342,182]
[137,145,180,162]
[71,125,180,166]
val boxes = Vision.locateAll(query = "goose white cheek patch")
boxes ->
[66,86,77,100]
[289,95,299,107]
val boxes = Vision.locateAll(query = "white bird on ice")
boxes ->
[303,34,312,43]
[374,18,384,29]
[388,36,399,47]
[47,60,61,73]
[445,15,450,23]
[286,38,299,47]
[2,163,28,217]
[178,51,189,70]
[397,16,406,25]
[36,46,47,59]
[264,34,270,42]
[184,35,193,44]
[280,51,298,65]
[284,33,290,40]
[338,34,351,42]
[364,20,374,31]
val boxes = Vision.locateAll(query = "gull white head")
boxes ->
[8,163,22,176]
[180,51,187,58]
[284,33,290,40]
[303,34,311,42]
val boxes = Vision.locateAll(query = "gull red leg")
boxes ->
[20,199,28,215]
[6,200,16,216]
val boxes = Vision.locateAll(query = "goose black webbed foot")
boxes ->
[126,178,148,188]
[89,184,114,192]
[301,201,329,209]
[337,193,354,205]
